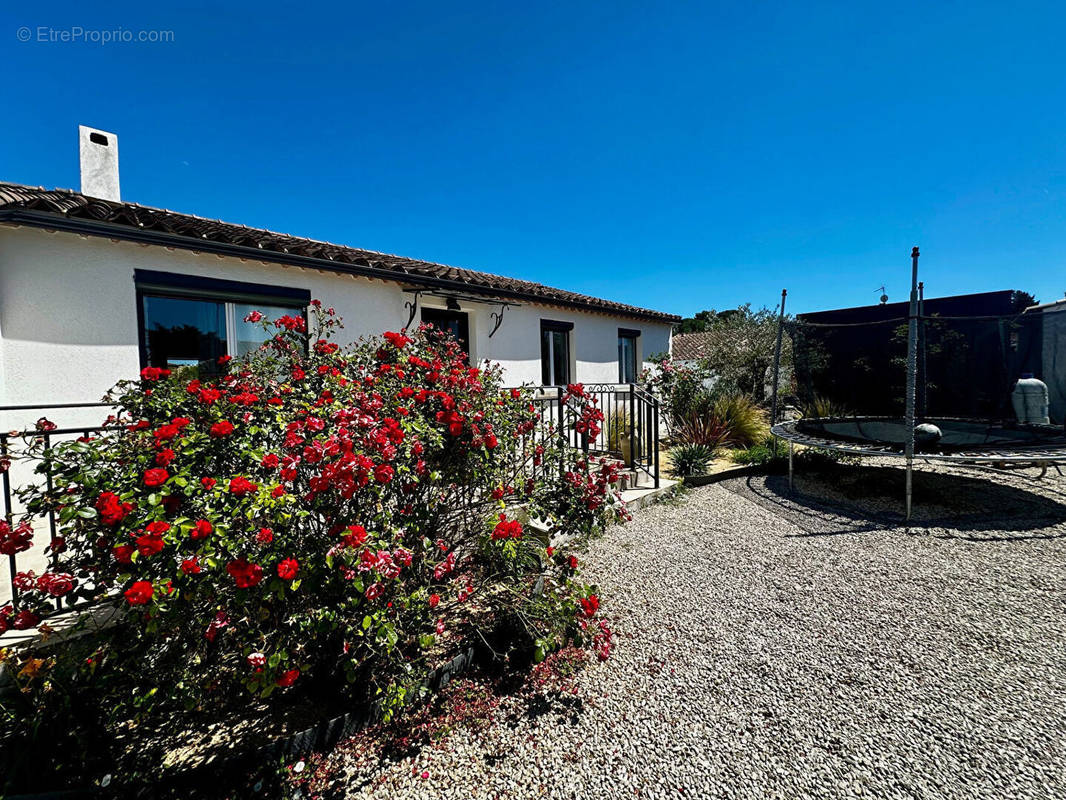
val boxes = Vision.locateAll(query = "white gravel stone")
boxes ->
[339,463,1066,799]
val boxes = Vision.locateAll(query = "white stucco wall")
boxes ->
[0,224,672,429]
[0,224,672,600]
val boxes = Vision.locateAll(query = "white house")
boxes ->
[0,128,677,598]
[0,127,677,432]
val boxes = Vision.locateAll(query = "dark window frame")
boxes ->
[135,270,310,370]
[618,327,641,383]
[540,320,573,386]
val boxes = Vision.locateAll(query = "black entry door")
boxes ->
[421,307,470,361]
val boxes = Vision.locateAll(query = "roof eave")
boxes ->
[0,209,680,324]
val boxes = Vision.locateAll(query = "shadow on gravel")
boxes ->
[724,466,1066,541]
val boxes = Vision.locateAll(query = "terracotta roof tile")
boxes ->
[0,183,679,323]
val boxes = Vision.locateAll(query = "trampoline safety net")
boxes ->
[783,304,1066,456]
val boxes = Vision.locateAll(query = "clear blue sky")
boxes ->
[4,1,1066,316]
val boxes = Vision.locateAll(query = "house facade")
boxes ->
[0,130,677,431]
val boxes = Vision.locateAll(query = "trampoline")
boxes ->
[773,417,1066,463]
[767,247,1066,520]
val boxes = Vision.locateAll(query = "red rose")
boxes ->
[579,594,600,618]
[135,532,165,557]
[383,331,412,349]
[113,544,135,564]
[270,485,286,498]
[154,424,179,441]
[276,668,300,687]
[181,556,201,575]
[191,519,213,540]
[217,354,232,365]
[276,558,299,581]
[143,468,169,487]
[125,580,154,605]
[244,310,264,322]
[210,420,235,437]
[36,572,75,597]
[428,594,440,608]
[12,610,40,630]
[140,366,170,381]
[341,525,367,548]
[567,555,578,570]
[485,434,498,449]
[261,453,280,469]
[226,558,264,588]
[256,528,274,544]
[491,514,523,540]
[229,477,258,496]
[96,492,133,526]
[374,464,394,484]
[155,448,175,466]
[200,477,217,491]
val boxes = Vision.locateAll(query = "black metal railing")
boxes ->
[1,403,116,615]
[509,383,660,489]
[0,388,662,615]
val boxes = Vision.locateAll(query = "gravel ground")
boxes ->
[340,463,1066,799]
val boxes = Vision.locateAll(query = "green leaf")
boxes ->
[76,507,97,519]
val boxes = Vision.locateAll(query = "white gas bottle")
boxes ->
[1011,373,1049,424]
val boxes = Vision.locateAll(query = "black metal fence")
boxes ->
[511,383,660,489]
[1,403,115,615]
[1,387,661,617]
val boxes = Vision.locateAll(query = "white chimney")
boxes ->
[79,125,120,201]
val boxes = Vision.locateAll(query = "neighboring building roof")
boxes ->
[798,290,1023,324]
[1025,297,1066,313]
[0,182,680,324]
[671,331,715,361]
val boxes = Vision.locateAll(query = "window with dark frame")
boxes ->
[540,320,573,385]
[420,306,471,363]
[135,270,310,373]
[618,327,640,383]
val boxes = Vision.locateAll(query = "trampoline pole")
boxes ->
[918,281,927,419]
[788,440,794,490]
[904,246,921,522]
[770,289,788,458]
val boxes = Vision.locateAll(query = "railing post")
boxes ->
[628,383,636,469]
[1,433,17,610]
[652,396,660,488]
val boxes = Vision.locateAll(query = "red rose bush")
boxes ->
[7,304,626,737]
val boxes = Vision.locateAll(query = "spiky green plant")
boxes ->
[669,443,716,477]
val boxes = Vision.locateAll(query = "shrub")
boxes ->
[730,441,776,466]
[712,393,769,447]
[640,355,715,435]
[669,443,716,477]
[1,306,625,786]
[803,394,852,419]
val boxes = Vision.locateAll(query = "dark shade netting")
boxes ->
[787,310,1066,430]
